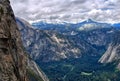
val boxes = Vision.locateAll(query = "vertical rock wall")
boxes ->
[0,0,28,81]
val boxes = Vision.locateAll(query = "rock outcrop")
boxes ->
[99,30,120,69]
[27,57,49,81]
[99,44,120,63]
[0,0,49,81]
[0,0,28,81]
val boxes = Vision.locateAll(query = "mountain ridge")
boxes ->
[32,18,120,33]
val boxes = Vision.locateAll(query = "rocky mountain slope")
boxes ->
[99,30,120,69]
[0,0,49,81]
[16,18,81,62]
[27,56,49,81]
[16,17,117,62]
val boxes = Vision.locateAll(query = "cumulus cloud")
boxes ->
[10,0,120,23]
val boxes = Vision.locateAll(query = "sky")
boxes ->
[10,0,120,23]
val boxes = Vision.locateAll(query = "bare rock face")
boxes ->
[27,57,49,81]
[0,0,28,81]
[99,30,120,69]
[16,18,81,62]
[99,44,120,63]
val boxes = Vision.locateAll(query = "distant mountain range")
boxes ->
[32,19,120,32]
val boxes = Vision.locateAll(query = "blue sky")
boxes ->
[10,0,120,23]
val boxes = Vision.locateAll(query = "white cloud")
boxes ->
[10,0,120,23]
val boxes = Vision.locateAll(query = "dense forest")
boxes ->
[37,56,120,81]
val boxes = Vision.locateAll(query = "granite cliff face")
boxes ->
[99,30,120,69]
[0,0,28,80]
[0,0,49,81]
[16,18,81,62]
[27,57,49,81]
